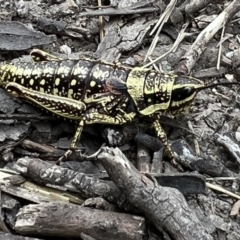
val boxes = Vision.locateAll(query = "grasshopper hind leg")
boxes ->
[6,82,87,163]
[6,82,136,163]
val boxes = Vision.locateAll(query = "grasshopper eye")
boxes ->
[172,87,195,101]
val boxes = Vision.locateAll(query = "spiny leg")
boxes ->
[153,120,174,159]
[85,110,136,125]
[65,110,136,162]
[6,82,87,163]
[76,110,136,160]
[152,119,183,171]
[6,82,87,120]
[6,82,136,161]
[57,120,84,164]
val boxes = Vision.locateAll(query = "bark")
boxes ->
[97,147,213,240]
[176,0,240,74]
[16,157,123,205]
[15,202,145,240]
[180,0,225,15]
[0,232,42,240]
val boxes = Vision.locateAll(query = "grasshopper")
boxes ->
[0,49,239,163]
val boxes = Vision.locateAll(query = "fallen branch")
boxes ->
[176,0,240,74]
[206,182,240,200]
[16,157,124,207]
[0,232,42,240]
[179,0,225,15]
[15,202,145,239]
[97,147,213,240]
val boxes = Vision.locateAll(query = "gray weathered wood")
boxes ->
[0,232,42,240]
[97,147,213,240]
[176,0,240,74]
[0,22,56,50]
[15,202,145,240]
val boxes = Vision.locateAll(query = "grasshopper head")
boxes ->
[169,76,239,115]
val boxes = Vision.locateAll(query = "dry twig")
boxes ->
[144,0,177,62]
[98,147,213,240]
[176,0,240,74]
[206,182,240,200]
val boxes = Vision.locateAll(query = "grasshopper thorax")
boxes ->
[126,68,239,116]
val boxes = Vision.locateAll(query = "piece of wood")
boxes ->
[0,232,43,240]
[176,0,240,74]
[15,202,145,240]
[135,132,162,152]
[83,197,118,212]
[216,133,240,164]
[0,191,10,233]
[137,143,151,173]
[21,139,56,154]
[16,157,123,205]
[0,22,56,50]
[153,173,206,195]
[97,147,213,240]
[171,139,236,177]
[230,200,240,217]
[94,12,156,61]
[0,170,83,204]
[151,149,163,174]
[179,0,224,15]
[80,5,158,17]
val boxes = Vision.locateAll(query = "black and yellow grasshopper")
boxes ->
[0,50,239,163]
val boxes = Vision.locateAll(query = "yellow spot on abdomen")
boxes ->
[40,79,45,85]
[29,79,34,86]
[71,79,77,86]
[90,81,96,87]
[55,78,60,86]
